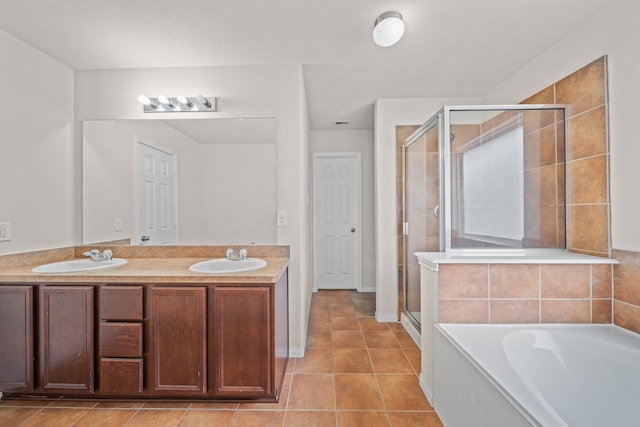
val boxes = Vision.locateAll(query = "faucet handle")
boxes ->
[103,249,113,261]
[239,249,247,260]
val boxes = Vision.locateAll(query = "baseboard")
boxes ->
[375,312,399,322]
[419,374,434,406]
[361,286,376,292]
[289,347,305,358]
[401,312,421,349]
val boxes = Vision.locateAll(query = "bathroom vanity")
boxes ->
[0,247,289,402]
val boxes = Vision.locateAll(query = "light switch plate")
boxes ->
[277,211,288,227]
[0,222,12,241]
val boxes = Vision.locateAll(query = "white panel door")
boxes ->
[136,140,177,245]
[313,153,361,290]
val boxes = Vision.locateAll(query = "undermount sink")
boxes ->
[32,258,128,274]
[189,258,267,274]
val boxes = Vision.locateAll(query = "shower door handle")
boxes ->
[433,205,440,219]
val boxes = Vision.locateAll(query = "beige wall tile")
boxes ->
[592,299,612,324]
[567,155,608,205]
[439,264,488,298]
[439,299,489,323]
[541,299,590,323]
[521,85,555,104]
[489,264,540,298]
[556,57,606,116]
[568,204,609,254]
[613,254,640,307]
[541,264,590,298]
[614,301,640,334]
[567,106,607,160]
[591,264,613,299]
[490,300,539,323]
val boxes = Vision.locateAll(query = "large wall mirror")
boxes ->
[82,118,277,246]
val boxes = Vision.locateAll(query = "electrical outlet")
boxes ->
[277,210,288,227]
[0,222,11,242]
[114,217,123,232]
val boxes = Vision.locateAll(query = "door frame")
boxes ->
[133,137,179,245]
[311,152,362,292]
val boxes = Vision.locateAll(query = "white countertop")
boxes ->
[415,251,618,269]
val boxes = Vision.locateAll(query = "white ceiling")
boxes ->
[0,0,615,130]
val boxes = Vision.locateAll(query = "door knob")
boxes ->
[141,235,150,242]
[351,228,356,233]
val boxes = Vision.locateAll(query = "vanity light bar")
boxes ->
[138,95,217,113]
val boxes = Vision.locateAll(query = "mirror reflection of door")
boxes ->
[136,139,177,245]
[312,153,362,291]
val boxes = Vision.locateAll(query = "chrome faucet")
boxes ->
[83,249,113,261]
[226,248,248,261]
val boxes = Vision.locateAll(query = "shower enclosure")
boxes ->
[401,105,567,330]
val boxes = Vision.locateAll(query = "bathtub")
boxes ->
[434,324,640,427]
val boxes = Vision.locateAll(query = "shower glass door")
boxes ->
[402,117,442,329]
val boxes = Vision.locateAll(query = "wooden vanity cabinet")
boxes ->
[38,286,94,394]
[148,286,207,395]
[98,285,144,394]
[209,273,289,399]
[0,286,34,393]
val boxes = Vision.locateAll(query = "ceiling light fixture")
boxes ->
[137,95,217,113]
[372,10,405,47]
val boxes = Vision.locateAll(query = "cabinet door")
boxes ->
[0,286,33,392]
[149,286,206,394]
[39,286,93,393]
[210,286,272,398]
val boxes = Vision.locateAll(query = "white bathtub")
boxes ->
[434,324,640,427]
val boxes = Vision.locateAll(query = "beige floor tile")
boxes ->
[0,407,42,426]
[337,411,390,426]
[377,375,432,411]
[284,410,337,427]
[335,374,385,410]
[331,316,361,330]
[47,401,98,408]
[178,409,235,426]
[73,409,137,427]
[387,411,443,426]
[294,348,333,373]
[306,330,333,349]
[392,330,420,350]
[288,374,336,410]
[333,348,374,373]
[369,349,414,374]
[332,331,365,348]
[124,409,187,427]
[404,349,421,374]
[363,331,401,348]
[358,317,391,331]
[19,408,90,427]
[231,410,284,427]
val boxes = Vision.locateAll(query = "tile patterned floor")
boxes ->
[0,290,443,426]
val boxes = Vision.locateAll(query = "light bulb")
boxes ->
[137,95,157,108]
[197,95,211,108]
[158,95,173,107]
[177,95,192,107]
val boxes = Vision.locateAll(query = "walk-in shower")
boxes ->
[401,105,567,330]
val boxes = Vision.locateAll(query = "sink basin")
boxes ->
[189,258,267,274]
[32,258,128,274]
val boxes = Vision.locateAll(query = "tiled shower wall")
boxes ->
[395,56,640,333]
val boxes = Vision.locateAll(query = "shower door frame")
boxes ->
[401,112,445,331]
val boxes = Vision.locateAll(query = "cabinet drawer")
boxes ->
[100,358,143,394]
[100,323,143,357]
[100,286,143,320]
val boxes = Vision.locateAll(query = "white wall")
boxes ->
[483,0,639,252]
[75,64,311,355]
[0,29,74,255]
[373,97,482,321]
[310,130,375,291]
